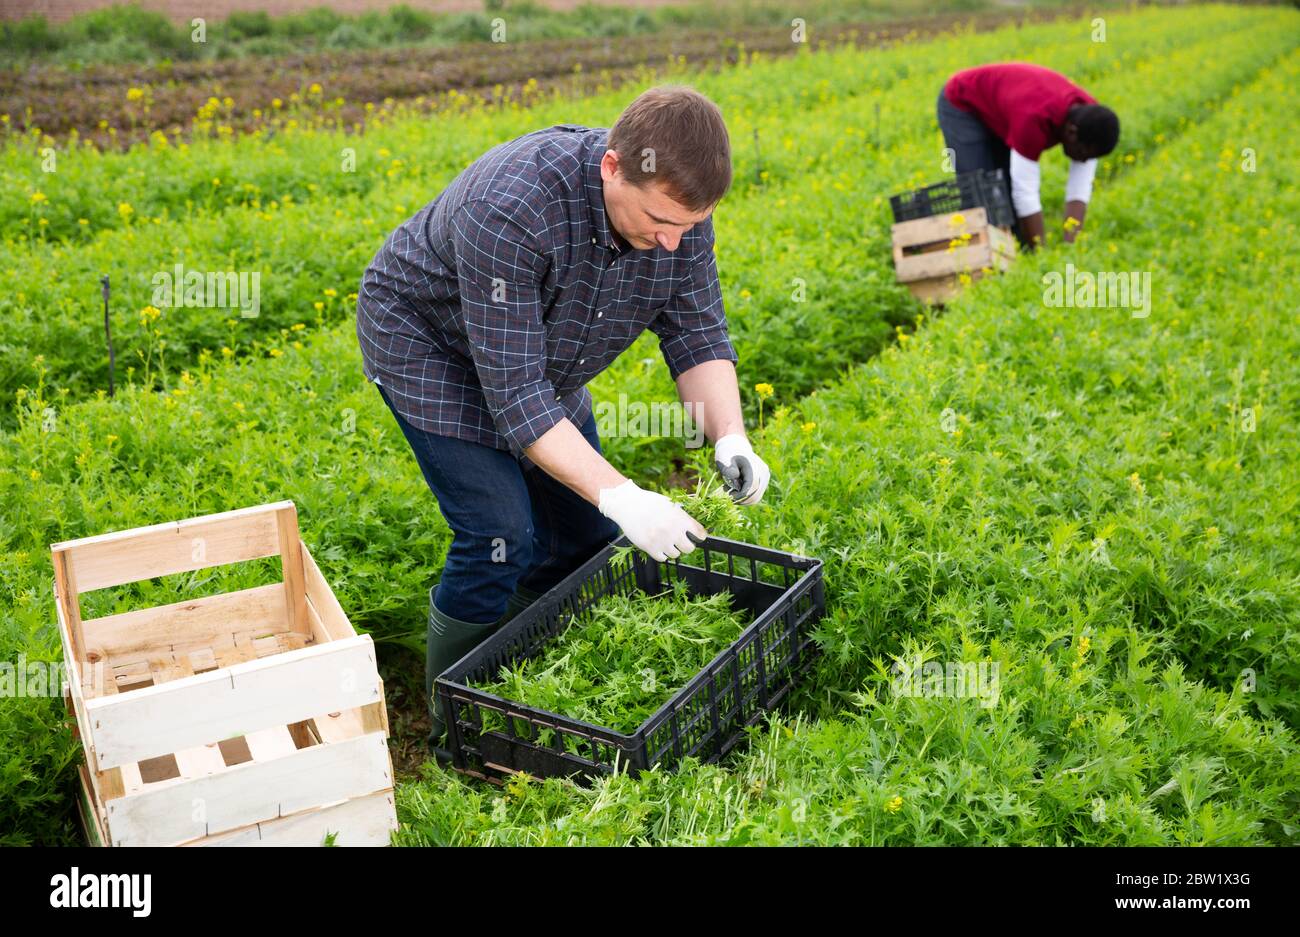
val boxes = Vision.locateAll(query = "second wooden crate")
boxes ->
[892,206,1017,304]
[53,500,398,846]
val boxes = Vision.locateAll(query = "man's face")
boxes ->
[600,149,713,252]
[1061,123,1101,162]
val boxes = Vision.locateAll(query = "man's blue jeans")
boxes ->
[375,382,621,624]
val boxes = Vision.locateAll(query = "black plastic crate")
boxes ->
[890,169,1014,228]
[434,536,825,782]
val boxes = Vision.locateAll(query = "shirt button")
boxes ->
[579,358,586,365]
[597,311,603,318]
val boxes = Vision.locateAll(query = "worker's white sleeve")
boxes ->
[1066,158,1098,204]
[1009,149,1042,218]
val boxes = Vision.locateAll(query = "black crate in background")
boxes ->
[890,168,1014,227]
[435,536,825,783]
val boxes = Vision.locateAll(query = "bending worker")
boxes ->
[937,62,1120,248]
[355,86,771,746]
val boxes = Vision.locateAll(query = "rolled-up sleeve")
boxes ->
[451,199,565,452]
[650,218,739,379]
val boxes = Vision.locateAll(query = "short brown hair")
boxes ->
[607,86,732,212]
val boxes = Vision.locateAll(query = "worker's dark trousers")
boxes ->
[936,88,1031,249]
[376,382,620,625]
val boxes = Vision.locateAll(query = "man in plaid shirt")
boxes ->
[356,86,772,745]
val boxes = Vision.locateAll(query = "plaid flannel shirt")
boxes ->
[356,124,738,455]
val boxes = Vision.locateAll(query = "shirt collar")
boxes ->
[584,131,630,255]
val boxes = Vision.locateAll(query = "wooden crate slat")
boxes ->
[891,205,991,246]
[275,504,311,636]
[173,741,227,780]
[302,543,357,641]
[182,790,398,847]
[77,765,110,847]
[105,732,392,847]
[244,725,298,762]
[895,240,997,283]
[80,583,288,665]
[84,635,382,770]
[53,501,293,594]
[53,554,87,668]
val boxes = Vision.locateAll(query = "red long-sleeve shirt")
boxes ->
[944,63,1096,161]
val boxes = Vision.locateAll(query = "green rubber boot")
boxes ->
[426,584,542,749]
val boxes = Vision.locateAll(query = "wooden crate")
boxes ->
[892,206,1017,304]
[52,500,399,847]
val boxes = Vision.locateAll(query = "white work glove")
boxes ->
[714,434,771,506]
[598,480,707,562]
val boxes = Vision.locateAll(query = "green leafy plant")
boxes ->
[477,581,747,736]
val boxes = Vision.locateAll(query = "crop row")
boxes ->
[2,5,1290,429]
[2,4,1263,243]
[1,5,1077,147]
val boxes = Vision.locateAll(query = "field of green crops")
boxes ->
[2,3,1297,845]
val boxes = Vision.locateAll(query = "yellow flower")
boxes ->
[884,796,903,814]
[323,288,337,298]
[309,83,323,95]
[801,422,816,433]
[30,191,47,204]
[126,87,145,101]
[271,98,282,109]
[118,202,134,219]
[78,218,89,226]
[291,322,306,331]
[1128,472,1145,495]
[106,434,118,443]
[30,469,41,480]
[211,178,221,187]
[268,348,284,358]
[233,401,245,411]
[754,383,774,399]
[1205,526,1219,540]
[1063,216,1081,231]
[313,301,324,312]
[221,346,234,358]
